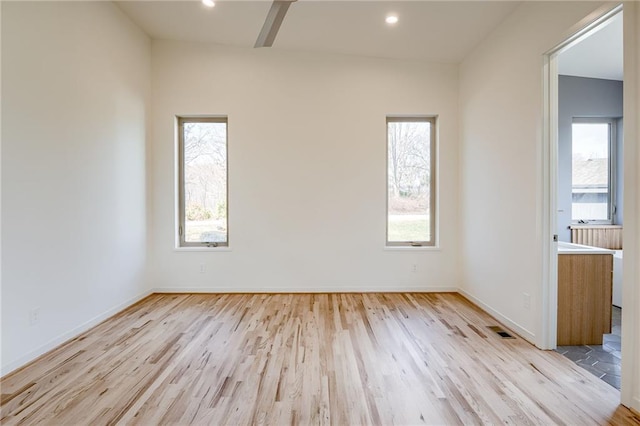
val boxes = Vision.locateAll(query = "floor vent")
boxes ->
[487,326,515,339]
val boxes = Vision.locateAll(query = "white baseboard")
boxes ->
[153,286,460,293]
[1,289,153,377]
[458,289,536,344]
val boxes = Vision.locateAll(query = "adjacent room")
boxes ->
[2,0,639,424]
[553,10,626,390]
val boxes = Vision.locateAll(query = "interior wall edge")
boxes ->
[620,0,640,412]
[0,289,154,378]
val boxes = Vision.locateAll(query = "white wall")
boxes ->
[1,2,151,374]
[150,41,460,292]
[459,2,610,342]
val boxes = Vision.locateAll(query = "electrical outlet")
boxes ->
[523,293,531,310]
[29,307,41,326]
[199,264,206,274]
[412,264,417,273]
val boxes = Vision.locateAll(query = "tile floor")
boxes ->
[555,306,622,389]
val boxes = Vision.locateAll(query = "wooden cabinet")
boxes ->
[557,254,613,346]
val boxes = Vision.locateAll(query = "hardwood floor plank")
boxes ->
[1,293,635,425]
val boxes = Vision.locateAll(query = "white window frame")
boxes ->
[176,116,229,248]
[386,116,437,247]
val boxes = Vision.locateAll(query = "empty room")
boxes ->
[1,0,639,424]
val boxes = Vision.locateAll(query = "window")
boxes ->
[386,116,436,246]
[571,118,616,224]
[177,116,228,247]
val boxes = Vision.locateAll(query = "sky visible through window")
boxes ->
[572,123,608,160]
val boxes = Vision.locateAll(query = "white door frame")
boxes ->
[620,1,639,411]
[541,2,639,410]
[541,2,622,350]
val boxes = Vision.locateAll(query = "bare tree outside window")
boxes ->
[178,117,228,247]
[387,117,436,246]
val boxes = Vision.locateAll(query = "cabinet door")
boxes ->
[557,254,612,346]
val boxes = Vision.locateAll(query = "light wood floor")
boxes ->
[1,293,638,425]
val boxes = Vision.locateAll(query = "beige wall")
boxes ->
[149,41,460,292]
[1,2,151,374]
[459,1,610,342]
[460,0,639,410]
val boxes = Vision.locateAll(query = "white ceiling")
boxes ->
[558,12,623,81]
[116,1,520,62]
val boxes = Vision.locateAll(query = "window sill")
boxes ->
[384,245,440,251]
[174,246,232,252]
[569,224,620,228]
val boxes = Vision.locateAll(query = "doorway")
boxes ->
[543,5,624,391]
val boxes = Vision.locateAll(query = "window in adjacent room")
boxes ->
[177,116,228,247]
[387,116,436,246]
[571,118,616,224]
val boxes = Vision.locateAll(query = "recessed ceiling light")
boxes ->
[202,0,215,8]
[385,15,398,25]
